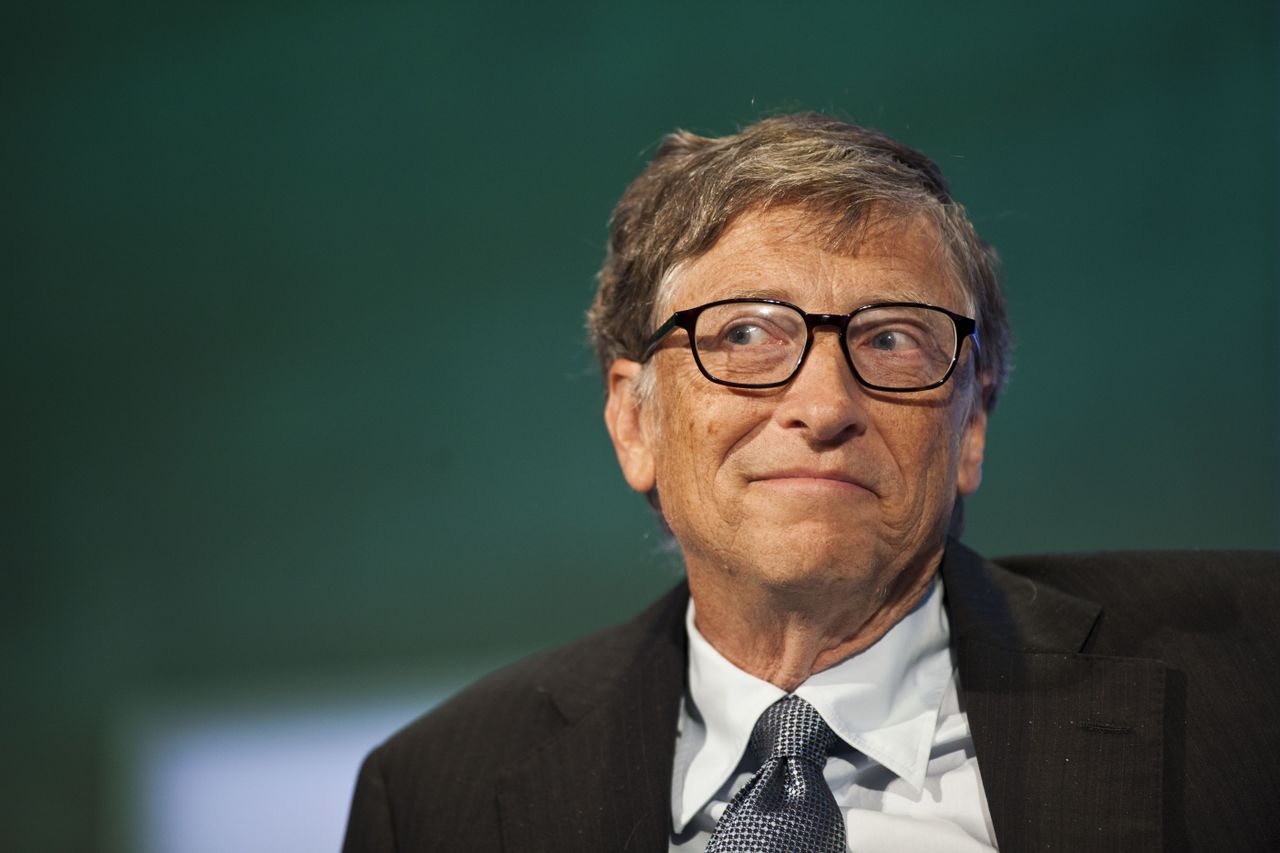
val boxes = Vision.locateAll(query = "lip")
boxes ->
[749,469,875,494]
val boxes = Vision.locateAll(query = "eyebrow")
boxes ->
[722,286,946,309]
[734,287,796,302]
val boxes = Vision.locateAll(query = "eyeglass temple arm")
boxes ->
[960,317,980,355]
[639,313,687,362]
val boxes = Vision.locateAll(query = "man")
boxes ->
[342,114,1279,852]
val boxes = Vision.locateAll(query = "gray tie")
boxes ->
[705,695,846,853]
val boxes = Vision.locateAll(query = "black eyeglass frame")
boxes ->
[639,297,980,392]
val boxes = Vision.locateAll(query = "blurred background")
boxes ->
[5,1,1277,851]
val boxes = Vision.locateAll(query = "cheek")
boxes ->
[653,387,763,523]
[648,383,716,498]
[880,405,964,504]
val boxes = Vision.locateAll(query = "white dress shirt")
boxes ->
[669,578,999,852]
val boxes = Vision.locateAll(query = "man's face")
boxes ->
[605,207,987,599]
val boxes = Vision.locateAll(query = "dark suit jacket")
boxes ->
[342,542,1280,852]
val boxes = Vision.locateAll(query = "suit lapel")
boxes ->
[944,541,1169,852]
[495,586,688,853]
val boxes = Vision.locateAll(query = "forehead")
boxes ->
[661,206,967,315]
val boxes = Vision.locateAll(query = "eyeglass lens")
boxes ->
[692,302,958,388]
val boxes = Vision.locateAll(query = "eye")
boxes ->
[695,302,805,357]
[869,328,921,351]
[724,323,774,346]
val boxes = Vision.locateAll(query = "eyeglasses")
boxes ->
[639,298,978,391]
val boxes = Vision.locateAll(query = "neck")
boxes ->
[687,550,940,692]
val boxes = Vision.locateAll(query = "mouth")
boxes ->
[749,469,876,495]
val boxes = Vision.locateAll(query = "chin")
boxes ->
[747,524,884,588]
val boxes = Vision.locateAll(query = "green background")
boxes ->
[5,1,1277,850]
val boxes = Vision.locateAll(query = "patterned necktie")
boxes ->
[705,695,846,853]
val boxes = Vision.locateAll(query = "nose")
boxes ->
[773,328,867,443]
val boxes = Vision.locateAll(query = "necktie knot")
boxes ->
[750,695,839,767]
[706,695,846,852]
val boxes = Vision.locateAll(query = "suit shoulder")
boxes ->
[992,550,1279,606]
[370,580,689,776]
[994,549,1279,581]
[991,549,1280,654]
[345,583,687,851]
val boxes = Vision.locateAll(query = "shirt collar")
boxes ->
[673,577,953,832]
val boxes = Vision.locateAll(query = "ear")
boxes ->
[603,358,657,494]
[956,397,988,497]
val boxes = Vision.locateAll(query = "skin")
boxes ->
[604,207,989,692]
